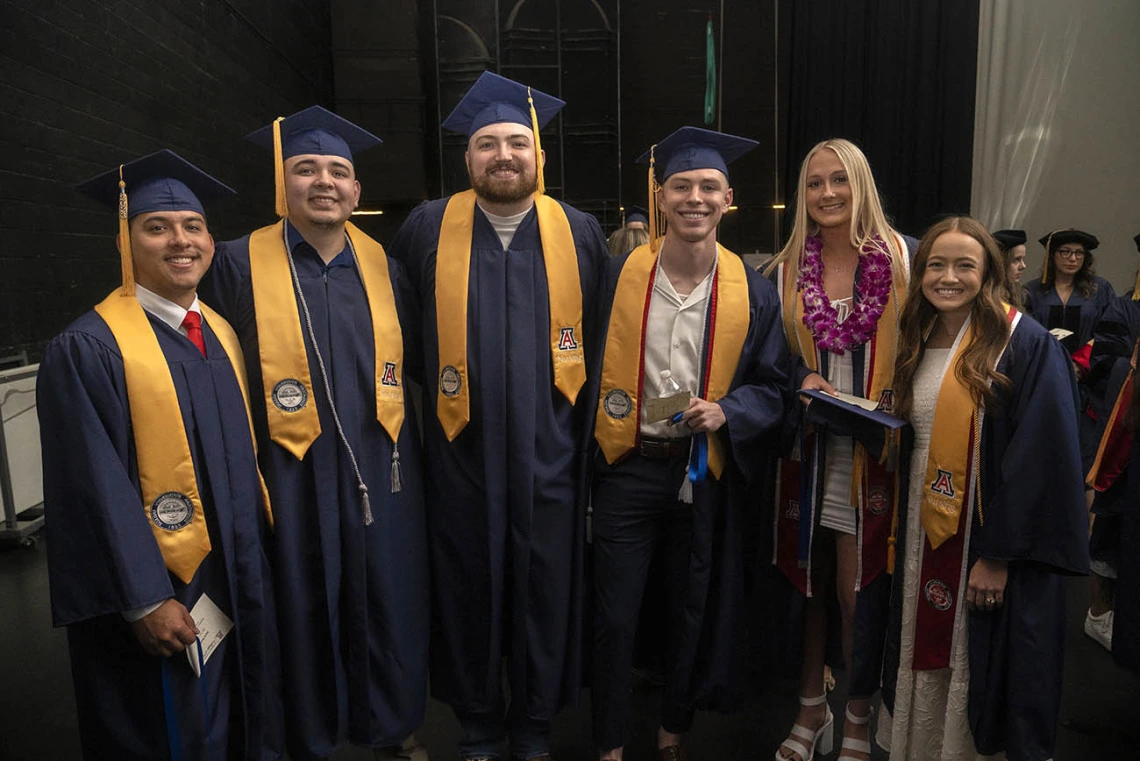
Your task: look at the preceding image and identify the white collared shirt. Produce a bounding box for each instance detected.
[133,284,202,336]
[640,263,715,438]
[120,284,202,623]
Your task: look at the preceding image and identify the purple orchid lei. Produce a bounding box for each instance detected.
[798,234,893,354]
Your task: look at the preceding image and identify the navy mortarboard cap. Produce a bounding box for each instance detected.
[246,105,382,163]
[625,205,649,227]
[992,229,1026,250]
[75,148,234,219]
[76,149,235,295]
[635,127,757,251]
[246,105,382,217]
[635,127,758,182]
[441,71,564,138]
[1038,228,1099,284]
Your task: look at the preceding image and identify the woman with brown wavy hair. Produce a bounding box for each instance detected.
[881,217,1088,761]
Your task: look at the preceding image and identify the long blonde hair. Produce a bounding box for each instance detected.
[894,216,1012,418]
[765,139,907,284]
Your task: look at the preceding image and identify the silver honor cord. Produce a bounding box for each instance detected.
[282,222,380,525]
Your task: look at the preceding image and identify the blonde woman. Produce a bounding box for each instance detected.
[767,139,913,761]
[883,217,1087,760]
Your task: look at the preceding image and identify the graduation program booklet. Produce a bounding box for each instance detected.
[800,388,909,431]
[186,594,233,678]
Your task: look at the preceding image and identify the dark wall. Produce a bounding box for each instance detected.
[0,0,335,361]
[619,0,790,253]
[783,0,979,239]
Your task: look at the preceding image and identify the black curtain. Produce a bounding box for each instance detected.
[782,0,980,239]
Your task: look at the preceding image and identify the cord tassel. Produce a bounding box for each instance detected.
[117,165,136,296]
[390,446,403,494]
[360,483,373,526]
[527,87,546,196]
[272,117,289,218]
[678,468,694,504]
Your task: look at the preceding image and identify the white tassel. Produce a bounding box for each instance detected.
[360,483,374,526]
[390,447,403,494]
[678,470,693,504]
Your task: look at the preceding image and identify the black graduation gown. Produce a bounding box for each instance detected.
[38,310,282,761]
[386,198,607,718]
[199,229,429,760]
[586,251,791,710]
[1115,428,1140,674]
[882,317,1090,761]
[1024,276,1115,348]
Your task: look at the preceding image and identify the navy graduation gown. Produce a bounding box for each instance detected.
[1115,428,1140,673]
[1024,275,1115,348]
[199,229,429,760]
[882,317,1090,761]
[386,198,607,718]
[38,310,282,761]
[587,252,791,710]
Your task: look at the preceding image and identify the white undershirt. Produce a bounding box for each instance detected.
[479,204,532,251]
[121,285,202,622]
[640,264,714,438]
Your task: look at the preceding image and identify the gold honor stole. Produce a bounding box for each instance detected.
[247,220,405,458]
[95,291,272,585]
[434,189,585,440]
[912,306,1019,670]
[594,243,749,477]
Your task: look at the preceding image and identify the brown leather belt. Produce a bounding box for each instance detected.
[638,436,691,459]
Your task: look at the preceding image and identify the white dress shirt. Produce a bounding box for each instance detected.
[640,262,715,438]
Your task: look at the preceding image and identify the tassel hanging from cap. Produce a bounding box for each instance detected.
[272,116,289,218]
[527,87,546,196]
[648,145,661,253]
[1041,230,1057,285]
[117,165,135,296]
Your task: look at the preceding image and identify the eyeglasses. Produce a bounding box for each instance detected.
[1056,248,1086,260]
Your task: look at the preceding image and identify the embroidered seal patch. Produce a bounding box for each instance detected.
[439,365,462,398]
[603,389,632,420]
[272,379,307,412]
[151,492,194,531]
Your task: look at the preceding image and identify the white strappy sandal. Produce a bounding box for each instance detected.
[837,704,872,761]
[775,693,834,761]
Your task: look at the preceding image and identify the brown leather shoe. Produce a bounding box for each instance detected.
[659,746,689,761]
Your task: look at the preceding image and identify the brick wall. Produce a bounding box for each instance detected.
[0,0,335,361]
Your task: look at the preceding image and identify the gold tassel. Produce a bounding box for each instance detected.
[117,165,135,297]
[527,87,545,196]
[273,116,289,217]
[1132,267,1140,301]
[1041,230,1056,285]
[648,145,660,253]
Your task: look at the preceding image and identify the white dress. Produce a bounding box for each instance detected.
[886,348,1005,761]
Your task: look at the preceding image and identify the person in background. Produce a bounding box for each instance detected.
[40,150,282,760]
[607,226,649,258]
[625,205,649,231]
[766,138,913,761]
[992,228,1026,308]
[883,216,1087,761]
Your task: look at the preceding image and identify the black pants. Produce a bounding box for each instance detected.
[592,452,696,750]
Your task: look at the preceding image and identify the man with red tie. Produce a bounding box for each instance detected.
[37,150,282,760]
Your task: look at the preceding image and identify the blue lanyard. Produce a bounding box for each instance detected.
[161,638,209,761]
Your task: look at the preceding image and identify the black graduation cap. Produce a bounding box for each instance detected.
[441,71,564,138]
[75,149,235,295]
[246,105,382,162]
[992,229,1026,250]
[635,126,758,182]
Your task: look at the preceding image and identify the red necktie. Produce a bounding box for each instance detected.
[181,311,206,357]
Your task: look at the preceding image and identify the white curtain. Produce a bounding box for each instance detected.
[970,1,1083,230]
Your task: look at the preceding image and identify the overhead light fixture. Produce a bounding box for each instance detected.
[771,204,786,210]
[726,205,738,211]
[352,209,385,216]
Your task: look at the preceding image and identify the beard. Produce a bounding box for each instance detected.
[471,160,538,204]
